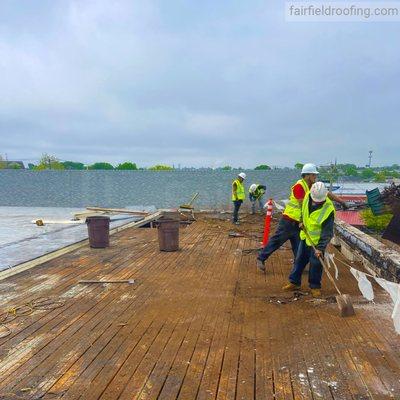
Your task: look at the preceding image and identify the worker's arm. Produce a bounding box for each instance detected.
[316,211,335,253]
[327,192,348,208]
[256,185,267,199]
[232,182,238,201]
[293,183,306,221]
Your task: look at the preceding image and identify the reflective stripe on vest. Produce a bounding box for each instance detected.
[232,179,245,201]
[299,194,336,246]
[282,179,309,222]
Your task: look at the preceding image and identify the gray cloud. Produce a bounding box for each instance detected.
[0,0,399,167]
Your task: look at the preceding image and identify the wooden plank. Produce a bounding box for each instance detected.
[159,234,235,400]
[85,207,150,216]
[0,215,399,400]
[46,225,203,400]
[104,227,216,399]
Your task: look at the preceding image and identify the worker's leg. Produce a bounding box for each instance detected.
[232,200,242,223]
[257,218,295,263]
[308,252,323,289]
[251,199,256,214]
[258,197,264,212]
[288,240,311,286]
[288,227,301,259]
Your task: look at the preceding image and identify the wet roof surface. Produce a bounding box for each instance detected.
[0,207,139,270]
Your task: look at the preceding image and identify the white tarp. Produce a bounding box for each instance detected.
[374,277,400,334]
[350,267,374,301]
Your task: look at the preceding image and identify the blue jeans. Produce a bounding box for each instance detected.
[289,240,323,289]
[250,197,264,214]
[232,200,243,223]
[258,217,300,262]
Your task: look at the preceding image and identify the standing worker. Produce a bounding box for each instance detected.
[249,184,266,214]
[256,163,346,272]
[282,182,335,297]
[232,172,246,225]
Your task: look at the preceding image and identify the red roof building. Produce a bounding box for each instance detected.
[336,211,365,227]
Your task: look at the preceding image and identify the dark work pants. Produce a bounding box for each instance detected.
[257,217,300,262]
[289,240,323,289]
[232,200,243,223]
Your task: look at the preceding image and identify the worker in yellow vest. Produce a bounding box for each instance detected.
[249,183,266,214]
[256,163,346,272]
[232,172,246,224]
[282,182,335,297]
[256,163,318,271]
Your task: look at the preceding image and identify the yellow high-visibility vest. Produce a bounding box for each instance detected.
[232,179,245,201]
[249,184,265,199]
[282,179,309,222]
[300,193,335,246]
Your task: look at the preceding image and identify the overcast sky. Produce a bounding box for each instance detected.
[0,0,399,168]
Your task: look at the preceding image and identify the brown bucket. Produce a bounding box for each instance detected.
[157,219,180,251]
[86,216,110,248]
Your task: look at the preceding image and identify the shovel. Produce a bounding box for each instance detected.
[302,226,355,317]
[180,192,199,209]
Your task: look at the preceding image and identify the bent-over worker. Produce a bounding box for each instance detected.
[249,184,266,214]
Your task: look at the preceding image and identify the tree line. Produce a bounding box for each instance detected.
[1,154,274,171]
[305,163,400,183]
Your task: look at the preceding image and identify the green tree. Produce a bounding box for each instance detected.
[8,162,22,169]
[28,163,36,170]
[116,162,138,170]
[361,168,375,179]
[294,163,304,169]
[88,162,114,170]
[342,164,359,177]
[34,153,65,170]
[374,172,387,182]
[148,164,174,171]
[0,155,5,169]
[221,165,232,170]
[62,161,85,170]
[360,209,392,232]
[254,164,271,170]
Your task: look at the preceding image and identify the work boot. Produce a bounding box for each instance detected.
[310,288,321,298]
[256,259,265,272]
[282,282,301,291]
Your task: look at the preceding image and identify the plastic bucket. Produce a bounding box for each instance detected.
[86,216,110,248]
[157,219,180,251]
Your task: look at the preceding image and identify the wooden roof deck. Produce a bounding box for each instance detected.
[0,214,400,400]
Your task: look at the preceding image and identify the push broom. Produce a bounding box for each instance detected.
[302,226,355,317]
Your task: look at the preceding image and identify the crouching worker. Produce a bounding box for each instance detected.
[249,184,266,214]
[282,182,335,298]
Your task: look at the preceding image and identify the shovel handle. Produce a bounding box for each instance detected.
[188,192,199,206]
[301,226,343,296]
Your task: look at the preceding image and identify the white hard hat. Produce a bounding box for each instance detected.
[301,163,319,175]
[249,184,257,193]
[310,182,328,202]
[238,172,246,179]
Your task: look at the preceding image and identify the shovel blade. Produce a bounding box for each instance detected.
[336,294,355,317]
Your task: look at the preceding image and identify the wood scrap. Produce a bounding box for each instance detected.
[86,207,150,215]
[74,207,150,220]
